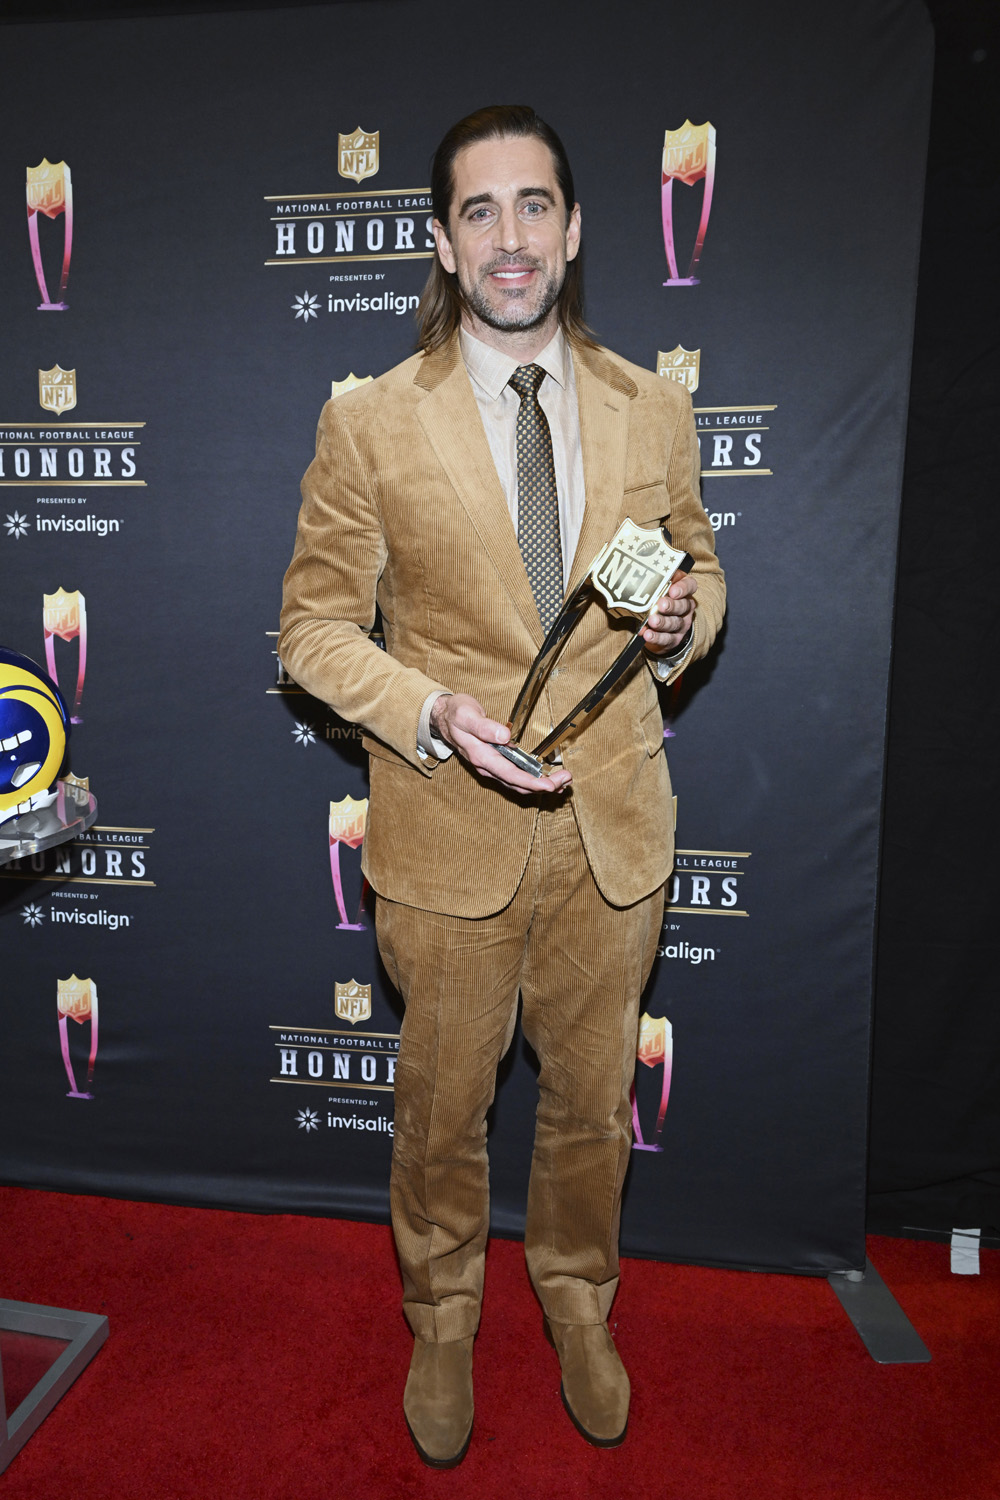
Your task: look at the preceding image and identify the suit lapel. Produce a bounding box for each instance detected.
[415,344,542,644]
[567,346,632,595]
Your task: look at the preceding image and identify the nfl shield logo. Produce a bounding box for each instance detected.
[657,347,701,394]
[43,587,84,639]
[38,365,76,414]
[661,121,715,185]
[329,795,368,848]
[590,520,689,617]
[637,1012,668,1068]
[338,128,379,184]
[335,979,372,1025]
[27,159,70,218]
[57,975,96,1023]
[331,373,374,400]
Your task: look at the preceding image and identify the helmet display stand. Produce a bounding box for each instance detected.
[0,782,105,1477]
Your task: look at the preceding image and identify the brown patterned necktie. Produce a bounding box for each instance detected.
[509,363,563,633]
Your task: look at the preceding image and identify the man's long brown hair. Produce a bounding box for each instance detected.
[416,105,597,353]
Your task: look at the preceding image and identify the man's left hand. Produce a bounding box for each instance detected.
[640,572,698,655]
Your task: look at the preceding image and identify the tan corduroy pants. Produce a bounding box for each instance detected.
[377,797,664,1343]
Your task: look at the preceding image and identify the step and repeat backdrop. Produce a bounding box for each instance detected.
[0,0,931,1273]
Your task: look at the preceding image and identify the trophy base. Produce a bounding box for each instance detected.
[0,780,97,866]
[37,302,69,311]
[662,277,700,286]
[497,743,547,778]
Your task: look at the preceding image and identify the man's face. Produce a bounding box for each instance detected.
[433,134,581,344]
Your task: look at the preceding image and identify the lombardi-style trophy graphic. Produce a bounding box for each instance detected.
[57,975,98,1100]
[27,160,73,311]
[43,588,87,724]
[631,1012,673,1152]
[328,795,368,930]
[661,121,716,287]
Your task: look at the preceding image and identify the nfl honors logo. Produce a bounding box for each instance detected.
[335,979,372,1025]
[331,373,374,400]
[38,365,77,414]
[657,347,701,394]
[338,128,379,184]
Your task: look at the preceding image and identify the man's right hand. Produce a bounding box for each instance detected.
[430,693,572,796]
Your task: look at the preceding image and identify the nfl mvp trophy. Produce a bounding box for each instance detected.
[328,796,368,930]
[661,122,716,287]
[498,519,692,778]
[26,160,73,311]
[631,1013,673,1152]
[43,589,87,725]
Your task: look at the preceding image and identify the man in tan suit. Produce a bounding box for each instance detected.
[279,105,725,1467]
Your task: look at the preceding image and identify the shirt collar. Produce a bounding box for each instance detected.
[460,325,570,402]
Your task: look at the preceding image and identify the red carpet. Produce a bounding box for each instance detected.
[1,1188,996,1499]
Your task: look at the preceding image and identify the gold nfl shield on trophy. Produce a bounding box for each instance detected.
[591,520,690,617]
[637,1012,668,1068]
[58,975,95,1021]
[335,979,372,1025]
[330,373,374,400]
[38,365,77,414]
[338,128,379,184]
[657,347,701,394]
[328,795,367,848]
[661,121,714,185]
[27,160,70,216]
[43,586,83,638]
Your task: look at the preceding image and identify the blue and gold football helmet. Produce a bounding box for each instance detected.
[0,647,70,825]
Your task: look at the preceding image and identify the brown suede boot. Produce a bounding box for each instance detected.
[545,1319,630,1447]
[403,1336,474,1468]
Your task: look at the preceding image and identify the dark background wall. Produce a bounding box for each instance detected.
[868,0,1000,1243]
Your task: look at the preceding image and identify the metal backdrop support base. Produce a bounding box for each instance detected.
[828,1257,931,1364]
[0,1299,108,1475]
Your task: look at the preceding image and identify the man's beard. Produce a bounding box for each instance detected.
[459,255,565,332]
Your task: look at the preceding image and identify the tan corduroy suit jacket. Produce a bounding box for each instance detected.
[278,334,725,919]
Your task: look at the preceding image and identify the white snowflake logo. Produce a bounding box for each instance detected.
[5,512,29,540]
[292,292,321,323]
[21,903,45,927]
[296,1108,321,1132]
[292,721,317,747]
